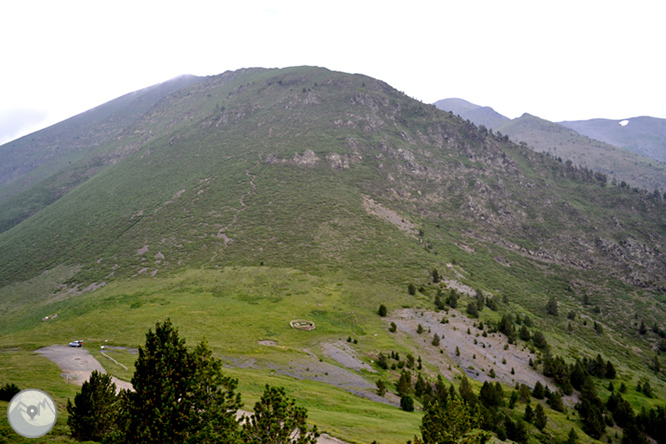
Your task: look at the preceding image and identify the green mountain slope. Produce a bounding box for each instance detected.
[561,116,666,163]
[0,75,203,230]
[2,67,666,443]
[2,67,665,290]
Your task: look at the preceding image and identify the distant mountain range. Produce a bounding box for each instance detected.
[560,116,666,163]
[434,98,666,191]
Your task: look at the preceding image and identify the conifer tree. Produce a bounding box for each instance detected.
[415,397,491,444]
[534,403,547,430]
[376,379,386,397]
[241,385,318,444]
[187,337,242,443]
[67,370,118,442]
[124,319,196,444]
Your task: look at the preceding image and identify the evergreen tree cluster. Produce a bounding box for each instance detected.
[0,382,20,401]
[66,320,318,444]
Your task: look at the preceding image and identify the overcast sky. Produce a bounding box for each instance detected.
[1,0,664,145]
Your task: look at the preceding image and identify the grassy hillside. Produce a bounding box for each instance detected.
[0,74,203,230]
[1,67,666,443]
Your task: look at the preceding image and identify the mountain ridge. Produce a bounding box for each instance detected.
[560,116,666,163]
[0,74,204,205]
[434,98,666,192]
[2,67,665,291]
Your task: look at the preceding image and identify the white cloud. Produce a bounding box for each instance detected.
[1,0,664,142]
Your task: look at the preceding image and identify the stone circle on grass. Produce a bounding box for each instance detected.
[290,319,316,331]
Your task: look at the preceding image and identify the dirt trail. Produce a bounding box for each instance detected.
[38,345,351,444]
[35,345,133,392]
[215,167,258,244]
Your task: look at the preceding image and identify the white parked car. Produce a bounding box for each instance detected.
[69,340,83,347]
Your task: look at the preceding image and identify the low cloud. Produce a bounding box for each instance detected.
[0,108,49,145]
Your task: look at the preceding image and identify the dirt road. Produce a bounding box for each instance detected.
[35,345,133,392]
[37,345,350,444]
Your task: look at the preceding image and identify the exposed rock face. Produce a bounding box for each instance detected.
[265,150,319,167]
[265,150,362,170]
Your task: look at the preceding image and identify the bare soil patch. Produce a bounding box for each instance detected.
[321,341,375,373]
[389,308,555,391]
[36,345,133,393]
[362,195,417,236]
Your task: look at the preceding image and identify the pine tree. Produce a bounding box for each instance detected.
[67,370,118,442]
[400,395,415,412]
[376,379,386,397]
[415,397,490,444]
[188,337,242,443]
[124,319,196,444]
[432,333,441,346]
[458,375,477,407]
[397,370,412,396]
[378,304,387,317]
[532,381,545,400]
[241,385,318,444]
[524,404,534,422]
[415,373,426,398]
[566,428,579,444]
[434,374,449,405]
[548,391,565,412]
[534,403,547,430]
[545,296,558,316]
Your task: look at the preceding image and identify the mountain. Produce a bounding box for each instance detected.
[435,99,666,192]
[496,113,666,192]
[560,116,666,163]
[0,74,203,205]
[2,67,666,443]
[1,68,664,289]
[0,75,204,234]
[434,98,509,129]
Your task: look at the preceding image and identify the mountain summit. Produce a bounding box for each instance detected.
[1,66,664,291]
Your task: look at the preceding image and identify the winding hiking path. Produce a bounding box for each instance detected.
[214,167,258,250]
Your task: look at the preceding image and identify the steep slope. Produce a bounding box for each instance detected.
[0,75,204,233]
[1,67,665,294]
[496,113,666,192]
[0,74,203,204]
[561,116,666,163]
[434,98,509,129]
